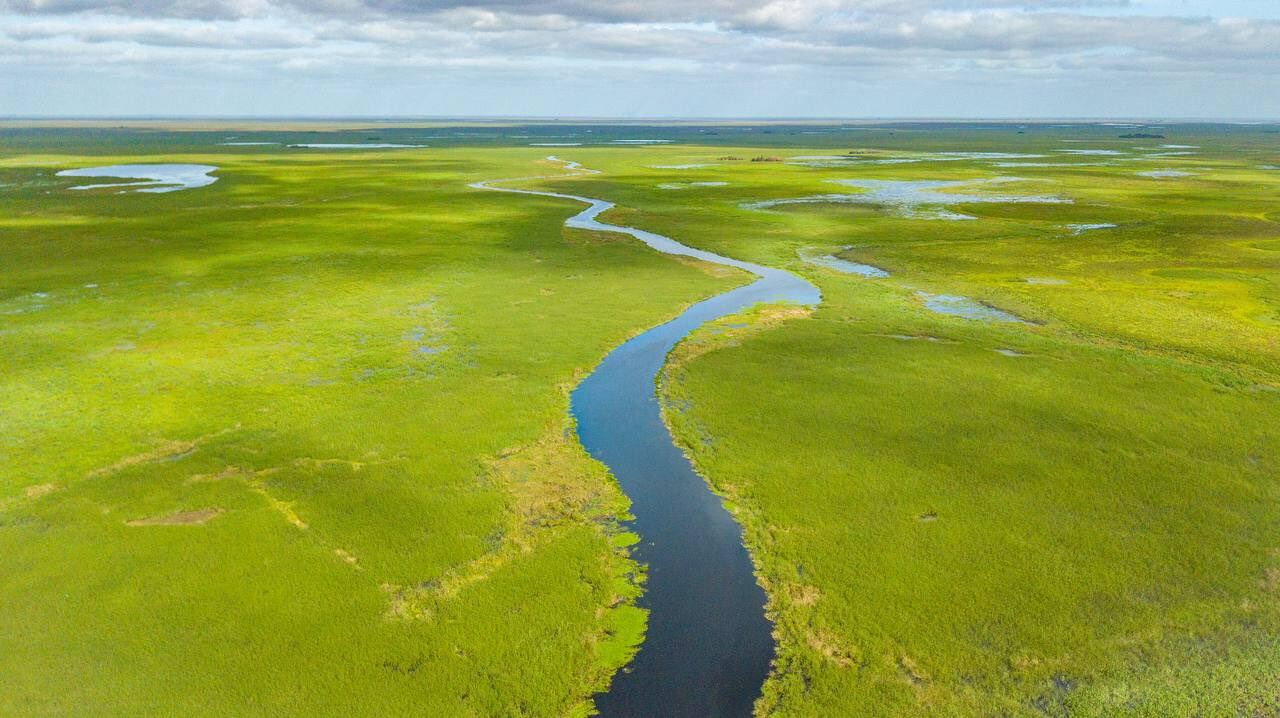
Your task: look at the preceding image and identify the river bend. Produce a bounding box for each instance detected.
[472,160,818,717]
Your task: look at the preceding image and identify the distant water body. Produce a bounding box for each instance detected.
[57,164,219,193]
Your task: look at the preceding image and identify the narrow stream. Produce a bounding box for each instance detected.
[472,160,818,717]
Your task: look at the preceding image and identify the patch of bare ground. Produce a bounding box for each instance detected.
[126,507,223,526]
[383,423,621,621]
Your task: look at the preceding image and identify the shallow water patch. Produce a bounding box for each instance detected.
[799,248,889,277]
[1066,223,1117,235]
[1137,170,1195,179]
[789,151,1047,168]
[916,292,1027,323]
[288,143,426,149]
[934,152,1047,160]
[657,181,728,190]
[743,178,1070,220]
[57,164,219,193]
[1059,149,1125,156]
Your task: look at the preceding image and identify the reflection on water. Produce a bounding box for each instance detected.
[743,178,1070,220]
[657,181,728,190]
[799,248,889,277]
[57,164,219,193]
[1066,223,1117,234]
[1137,170,1195,178]
[288,143,426,149]
[1059,149,1126,156]
[917,292,1027,323]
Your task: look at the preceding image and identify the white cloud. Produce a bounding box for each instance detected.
[2,0,1277,116]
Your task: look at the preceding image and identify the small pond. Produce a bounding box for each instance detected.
[743,178,1070,220]
[57,164,219,193]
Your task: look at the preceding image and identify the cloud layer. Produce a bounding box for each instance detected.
[4,0,1279,116]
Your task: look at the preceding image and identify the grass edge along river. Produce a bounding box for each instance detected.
[475,157,818,716]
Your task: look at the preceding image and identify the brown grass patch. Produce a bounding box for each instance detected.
[334,548,361,568]
[788,583,821,607]
[24,483,57,499]
[126,507,223,526]
[186,465,280,484]
[1261,566,1280,593]
[897,654,930,685]
[807,629,858,668]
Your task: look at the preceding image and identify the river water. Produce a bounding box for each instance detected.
[472,161,818,716]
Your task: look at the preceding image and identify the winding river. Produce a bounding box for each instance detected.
[472,160,818,716]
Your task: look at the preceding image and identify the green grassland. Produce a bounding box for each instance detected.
[585,139,1280,714]
[2,125,1279,715]
[0,146,743,714]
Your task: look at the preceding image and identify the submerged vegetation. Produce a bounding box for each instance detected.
[2,121,1278,715]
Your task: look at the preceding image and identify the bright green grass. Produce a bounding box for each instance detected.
[0,146,739,714]
[3,127,1279,716]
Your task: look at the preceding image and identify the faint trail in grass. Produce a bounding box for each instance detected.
[473,159,819,717]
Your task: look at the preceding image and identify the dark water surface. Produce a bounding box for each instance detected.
[473,162,818,717]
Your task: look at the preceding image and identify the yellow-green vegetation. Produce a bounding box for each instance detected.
[0,144,738,714]
[3,124,1279,715]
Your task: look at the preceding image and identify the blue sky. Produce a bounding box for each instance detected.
[2,0,1278,118]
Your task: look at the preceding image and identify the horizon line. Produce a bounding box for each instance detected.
[4,115,1280,124]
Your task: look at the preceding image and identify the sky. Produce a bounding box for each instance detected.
[3,0,1279,118]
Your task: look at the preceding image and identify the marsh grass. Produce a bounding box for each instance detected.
[625,137,1280,715]
[3,126,1278,715]
[0,143,733,714]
